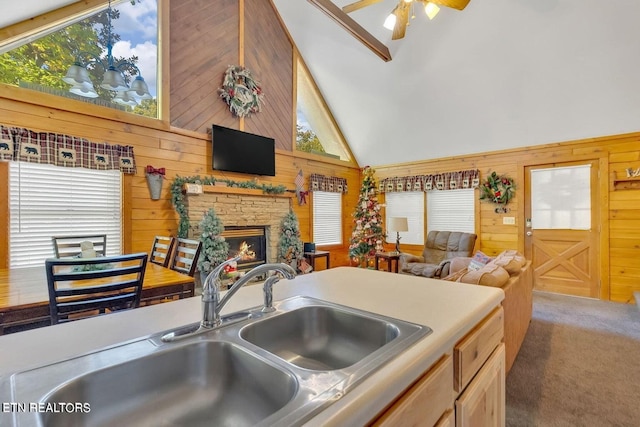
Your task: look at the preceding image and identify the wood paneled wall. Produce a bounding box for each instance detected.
[374,133,640,303]
[0,0,360,270]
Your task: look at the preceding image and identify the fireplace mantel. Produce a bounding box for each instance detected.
[184,183,295,198]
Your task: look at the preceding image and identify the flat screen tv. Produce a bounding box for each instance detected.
[212,125,276,176]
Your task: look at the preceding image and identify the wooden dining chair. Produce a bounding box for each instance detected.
[170,238,202,277]
[149,236,176,267]
[45,253,148,325]
[51,234,107,258]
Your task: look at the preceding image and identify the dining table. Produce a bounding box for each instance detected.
[0,263,196,335]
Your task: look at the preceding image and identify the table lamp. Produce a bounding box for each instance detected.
[388,217,408,254]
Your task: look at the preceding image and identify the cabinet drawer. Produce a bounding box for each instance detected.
[372,355,454,427]
[454,307,504,393]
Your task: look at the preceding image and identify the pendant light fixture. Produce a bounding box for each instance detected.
[62,0,152,105]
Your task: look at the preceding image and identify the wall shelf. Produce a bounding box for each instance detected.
[613,173,640,190]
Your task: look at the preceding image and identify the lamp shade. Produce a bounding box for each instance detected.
[388,217,409,232]
[69,82,99,98]
[63,64,93,85]
[128,76,153,99]
[100,67,129,91]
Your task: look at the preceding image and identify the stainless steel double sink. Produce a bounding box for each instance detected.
[1,296,431,427]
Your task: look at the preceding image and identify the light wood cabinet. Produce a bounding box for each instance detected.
[455,344,506,427]
[372,355,454,427]
[369,306,505,427]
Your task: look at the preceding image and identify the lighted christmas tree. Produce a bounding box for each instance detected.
[277,210,308,273]
[197,208,230,276]
[349,166,384,262]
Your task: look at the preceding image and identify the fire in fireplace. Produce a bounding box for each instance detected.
[222,226,267,270]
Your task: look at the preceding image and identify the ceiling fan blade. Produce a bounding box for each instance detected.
[343,0,382,14]
[428,0,471,11]
[392,2,410,40]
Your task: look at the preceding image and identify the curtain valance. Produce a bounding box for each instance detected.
[309,173,348,193]
[0,124,136,174]
[380,169,480,193]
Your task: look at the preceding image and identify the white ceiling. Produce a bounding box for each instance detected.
[4,0,640,167]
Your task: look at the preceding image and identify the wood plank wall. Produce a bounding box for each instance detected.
[373,133,640,303]
[0,0,361,271]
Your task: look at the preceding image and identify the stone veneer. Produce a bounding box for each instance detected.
[185,187,293,264]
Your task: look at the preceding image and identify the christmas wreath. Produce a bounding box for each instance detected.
[479,171,515,205]
[218,65,264,118]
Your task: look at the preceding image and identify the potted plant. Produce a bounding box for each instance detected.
[197,208,230,284]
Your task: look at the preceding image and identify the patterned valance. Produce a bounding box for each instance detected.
[309,173,348,193]
[0,124,136,174]
[380,169,480,193]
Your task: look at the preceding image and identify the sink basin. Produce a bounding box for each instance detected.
[40,341,296,427]
[241,305,401,370]
[2,296,431,427]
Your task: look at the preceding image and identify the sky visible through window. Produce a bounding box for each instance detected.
[109,0,158,97]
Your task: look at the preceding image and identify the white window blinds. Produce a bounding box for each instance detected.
[427,188,475,234]
[385,192,425,245]
[312,191,342,245]
[9,162,122,268]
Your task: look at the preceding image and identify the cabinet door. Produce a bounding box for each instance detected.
[372,355,454,427]
[455,344,505,427]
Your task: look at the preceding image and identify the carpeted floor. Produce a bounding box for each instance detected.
[506,291,640,427]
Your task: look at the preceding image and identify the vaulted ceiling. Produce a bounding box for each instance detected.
[4,0,640,167]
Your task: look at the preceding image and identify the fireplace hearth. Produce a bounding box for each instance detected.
[222,226,267,271]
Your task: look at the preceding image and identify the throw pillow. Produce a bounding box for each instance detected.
[468,251,492,271]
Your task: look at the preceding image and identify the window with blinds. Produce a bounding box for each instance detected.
[312,191,342,245]
[385,192,425,245]
[9,162,123,268]
[426,188,475,234]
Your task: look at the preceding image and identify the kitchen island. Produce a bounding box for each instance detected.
[0,267,504,426]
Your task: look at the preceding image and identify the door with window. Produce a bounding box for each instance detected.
[524,160,600,298]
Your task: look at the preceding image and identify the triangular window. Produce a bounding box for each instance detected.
[296,55,352,162]
[0,0,158,118]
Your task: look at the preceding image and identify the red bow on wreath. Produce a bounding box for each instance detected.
[146,165,166,176]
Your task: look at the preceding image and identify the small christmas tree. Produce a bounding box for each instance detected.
[277,210,307,272]
[349,166,384,262]
[197,208,230,275]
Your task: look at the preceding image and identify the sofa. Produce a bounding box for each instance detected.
[398,230,477,278]
[442,250,533,374]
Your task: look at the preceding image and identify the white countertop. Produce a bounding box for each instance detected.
[0,267,503,426]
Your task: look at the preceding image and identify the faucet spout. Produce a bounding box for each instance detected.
[202,261,296,328]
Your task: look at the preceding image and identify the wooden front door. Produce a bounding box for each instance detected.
[524,160,600,298]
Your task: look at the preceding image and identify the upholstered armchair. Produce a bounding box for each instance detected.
[399,230,477,278]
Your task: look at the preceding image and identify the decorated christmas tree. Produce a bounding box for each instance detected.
[277,210,309,273]
[349,166,384,262]
[197,208,230,276]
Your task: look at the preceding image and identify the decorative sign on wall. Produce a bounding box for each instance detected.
[218,65,265,118]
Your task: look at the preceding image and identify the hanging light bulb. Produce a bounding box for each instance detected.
[424,2,440,20]
[62,0,152,103]
[384,5,399,30]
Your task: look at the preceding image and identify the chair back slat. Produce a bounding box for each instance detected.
[170,238,202,277]
[149,236,176,267]
[52,235,107,258]
[46,253,148,325]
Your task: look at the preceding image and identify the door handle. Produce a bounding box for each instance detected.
[526,231,533,236]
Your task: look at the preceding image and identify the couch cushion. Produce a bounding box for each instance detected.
[493,250,527,275]
[458,263,510,287]
[405,262,440,278]
[468,251,492,271]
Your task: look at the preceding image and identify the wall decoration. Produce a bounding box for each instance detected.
[479,171,516,213]
[380,169,479,193]
[145,165,165,200]
[218,65,264,118]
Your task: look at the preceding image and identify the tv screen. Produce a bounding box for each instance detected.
[211,125,276,176]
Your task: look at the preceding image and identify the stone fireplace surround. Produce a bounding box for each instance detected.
[184,186,294,267]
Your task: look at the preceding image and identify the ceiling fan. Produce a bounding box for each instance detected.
[342,0,471,40]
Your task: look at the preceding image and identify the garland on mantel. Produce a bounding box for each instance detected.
[170,175,287,238]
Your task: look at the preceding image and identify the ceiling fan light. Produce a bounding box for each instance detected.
[425,2,440,20]
[383,13,397,30]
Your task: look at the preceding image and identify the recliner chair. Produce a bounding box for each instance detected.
[398,230,477,278]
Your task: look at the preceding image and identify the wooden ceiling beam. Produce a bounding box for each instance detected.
[0,0,109,52]
[308,0,392,62]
